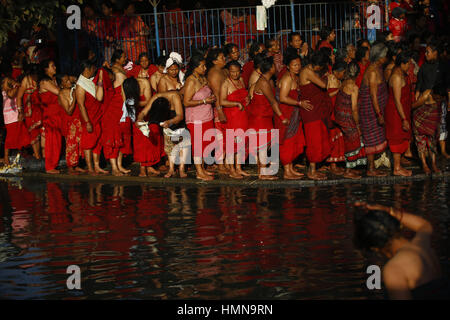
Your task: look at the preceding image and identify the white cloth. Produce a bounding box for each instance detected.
[76,74,96,98]
[256,6,267,31]
[120,100,136,123]
[164,52,185,85]
[137,121,150,137]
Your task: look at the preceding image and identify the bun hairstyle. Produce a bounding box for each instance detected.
[344,61,360,80]
[253,52,267,69]
[353,209,401,252]
[184,54,205,80]
[249,42,263,60]
[283,47,301,66]
[205,48,224,74]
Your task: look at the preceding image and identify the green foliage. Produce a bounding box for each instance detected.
[0,0,83,47]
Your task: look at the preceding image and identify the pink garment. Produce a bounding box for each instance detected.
[2,91,19,124]
[185,86,214,124]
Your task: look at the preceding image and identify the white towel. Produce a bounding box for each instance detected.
[76,74,96,98]
[256,6,267,31]
[120,99,136,123]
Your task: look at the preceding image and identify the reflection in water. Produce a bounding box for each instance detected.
[0,177,448,299]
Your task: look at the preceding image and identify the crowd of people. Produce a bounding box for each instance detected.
[1,3,449,181]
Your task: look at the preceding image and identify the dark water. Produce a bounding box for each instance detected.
[0,177,449,300]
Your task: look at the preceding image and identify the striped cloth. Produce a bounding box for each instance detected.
[358,81,388,155]
[413,102,441,154]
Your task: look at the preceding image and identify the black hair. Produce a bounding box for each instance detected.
[138,52,149,60]
[225,60,242,70]
[333,60,347,72]
[344,61,360,80]
[184,54,205,80]
[310,51,329,68]
[283,48,301,67]
[353,210,401,252]
[224,43,238,57]
[318,47,332,66]
[264,38,276,50]
[122,77,139,120]
[427,40,443,55]
[205,48,224,73]
[101,0,114,10]
[23,63,39,77]
[148,97,171,123]
[395,50,412,66]
[38,59,54,83]
[288,31,302,43]
[111,49,124,64]
[355,46,369,63]
[357,39,370,49]
[259,56,274,74]
[253,52,267,69]
[319,26,334,41]
[249,42,263,60]
[79,59,96,74]
[155,55,167,67]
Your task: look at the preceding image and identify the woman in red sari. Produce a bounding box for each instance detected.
[247,56,288,180]
[276,51,313,179]
[219,61,250,179]
[38,60,64,174]
[385,51,413,177]
[16,64,42,159]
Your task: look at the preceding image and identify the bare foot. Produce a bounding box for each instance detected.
[236,169,251,177]
[401,157,413,166]
[33,153,41,160]
[283,173,301,180]
[294,164,306,170]
[179,171,188,178]
[229,172,244,179]
[329,166,345,176]
[67,167,80,175]
[343,171,362,179]
[88,170,99,176]
[218,166,229,174]
[259,174,278,180]
[367,169,388,177]
[112,170,124,176]
[119,167,131,174]
[442,153,450,159]
[291,168,305,177]
[307,171,327,180]
[318,165,329,172]
[204,170,215,176]
[94,167,108,175]
[147,167,160,176]
[159,165,169,172]
[164,170,175,178]
[432,166,441,174]
[139,169,147,177]
[46,169,60,174]
[197,173,214,181]
[393,167,412,177]
[75,167,87,173]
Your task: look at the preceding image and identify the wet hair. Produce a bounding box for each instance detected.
[38,59,54,83]
[24,63,39,77]
[79,59,96,74]
[357,39,370,49]
[225,60,242,70]
[353,210,401,252]
[111,49,125,64]
[283,48,301,67]
[395,51,412,66]
[319,47,333,62]
[333,60,347,72]
[122,77,139,120]
[155,55,167,67]
[344,61,360,80]
[205,48,224,73]
[184,54,205,80]
[249,42,263,60]
[55,73,65,87]
[356,46,369,63]
[224,43,238,57]
[148,97,171,123]
[386,41,402,62]
[288,32,302,43]
[138,52,149,60]
[369,43,388,63]
[253,52,267,69]
[259,56,274,74]
[310,51,329,68]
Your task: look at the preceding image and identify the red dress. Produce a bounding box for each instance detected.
[247,91,274,154]
[355,62,369,88]
[63,101,83,168]
[40,91,64,171]
[242,61,254,88]
[298,83,331,163]
[325,88,346,163]
[80,91,103,154]
[22,86,42,145]
[223,81,249,156]
[274,89,306,166]
[132,95,162,166]
[101,86,126,159]
[385,77,412,154]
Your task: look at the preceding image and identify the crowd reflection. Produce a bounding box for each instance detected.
[0,178,448,299]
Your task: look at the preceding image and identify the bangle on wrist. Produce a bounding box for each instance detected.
[279,114,286,121]
[202,99,206,105]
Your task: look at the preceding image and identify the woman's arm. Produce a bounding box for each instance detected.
[351,84,361,133]
[139,79,151,107]
[161,93,184,128]
[219,81,243,110]
[368,71,384,125]
[306,68,327,89]
[391,74,410,131]
[157,76,169,93]
[183,78,215,108]
[40,80,60,95]
[260,79,288,125]
[75,86,92,132]
[95,69,104,101]
[58,89,76,116]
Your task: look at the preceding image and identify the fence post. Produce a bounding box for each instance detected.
[290,0,296,32]
[153,6,161,56]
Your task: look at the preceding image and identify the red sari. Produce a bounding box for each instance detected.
[101,86,126,160]
[299,83,331,163]
[132,95,162,166]
[247,92,274,154]
[385,77,412,153]
[63,101,83,168]
[274,89,306,166]
[40,91,64,171]
[223,83,249,155]
[22,87,42,145]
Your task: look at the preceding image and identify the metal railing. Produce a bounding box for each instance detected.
[57,1,388,72]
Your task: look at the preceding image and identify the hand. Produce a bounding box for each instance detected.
[357,125,362,136]
[86,122,93,133]
[401,119,410,131]
[161,120,171,128]
[102,61,111,69]
[99,69,104,82]
[299,100,313,111]
[354,201,390,212]
[327,74,339,89]
[376,113,384,126]
[17,111,24,122]
[236,102,244,111]
[206,95,216,104]
[244,96,250,106]
[282,118,289,126]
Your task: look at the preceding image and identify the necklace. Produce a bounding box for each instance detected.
[193,73,206,86]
